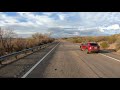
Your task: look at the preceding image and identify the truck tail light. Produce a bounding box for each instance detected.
[89,47,92,49]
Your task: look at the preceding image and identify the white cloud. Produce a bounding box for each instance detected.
[99,24,120,31]
[1,12,120,37]
[99,28,105,32]
[17,12,55,26]
[42,12,55,16]
[74,32,79,35]
[79,12,120,27]
[15,30,36,34]
[106,24,120,30]
[58,14,66,20]
[0,13,18,26]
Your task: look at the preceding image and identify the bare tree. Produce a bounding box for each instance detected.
[0,27,54,56]
[0,27,17,55]
[0,27,5,56]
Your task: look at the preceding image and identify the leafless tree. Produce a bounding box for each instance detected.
[0,27,17,55]
[0,28,54,56]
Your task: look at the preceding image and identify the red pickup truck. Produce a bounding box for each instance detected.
[80,42,100,54]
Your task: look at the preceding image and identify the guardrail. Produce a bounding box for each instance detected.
[0,42,55,65]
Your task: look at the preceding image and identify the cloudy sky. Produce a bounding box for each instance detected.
[1,12,120,38]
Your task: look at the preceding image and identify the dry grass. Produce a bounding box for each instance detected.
[100,41,109,49]
[0,28,55,56]
[115,39,120,51]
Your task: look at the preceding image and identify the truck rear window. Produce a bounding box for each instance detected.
[90,43,98,46]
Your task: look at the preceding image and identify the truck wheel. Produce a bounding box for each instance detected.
[87,51,90,54]
[80,48,83,51]
[96,51,99,53]
[80,47,83,51]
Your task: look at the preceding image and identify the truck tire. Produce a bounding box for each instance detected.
[87,51,91,54]
[80,46,83,51]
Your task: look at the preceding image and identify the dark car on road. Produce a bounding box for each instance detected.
[80,42,100,54]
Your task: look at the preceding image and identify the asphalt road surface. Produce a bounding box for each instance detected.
[22,40,120,78]
[0,40,120,78]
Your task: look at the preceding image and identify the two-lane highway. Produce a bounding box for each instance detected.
[22,40,120,78]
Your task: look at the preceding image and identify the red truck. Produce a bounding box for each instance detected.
[80,42,100,54]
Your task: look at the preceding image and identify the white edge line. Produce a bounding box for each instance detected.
[21,42,60,78]
[100,53,120,63]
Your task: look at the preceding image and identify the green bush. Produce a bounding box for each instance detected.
[107,36,117,44]
[115,43,120,51]
[68,38,83,43]
[72,39,79,43]
[100,41,109,49]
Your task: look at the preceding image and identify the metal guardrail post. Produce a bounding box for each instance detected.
[25,51,27,55]
[0,61,2,65]
[15,55,18,59]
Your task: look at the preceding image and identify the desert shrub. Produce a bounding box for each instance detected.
[0,27,17,53]
[0,48,5,56]
[71,38,83,43]
[100,41,109,49]
[94,36,108,42]
[115,39,120,51]
[73,39,80,43]
[107,36,117,44]
[0,27,54,56]
[13,38,26,52]
[62,38,68,39]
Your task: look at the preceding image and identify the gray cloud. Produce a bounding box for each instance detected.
[1,12,120,38]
